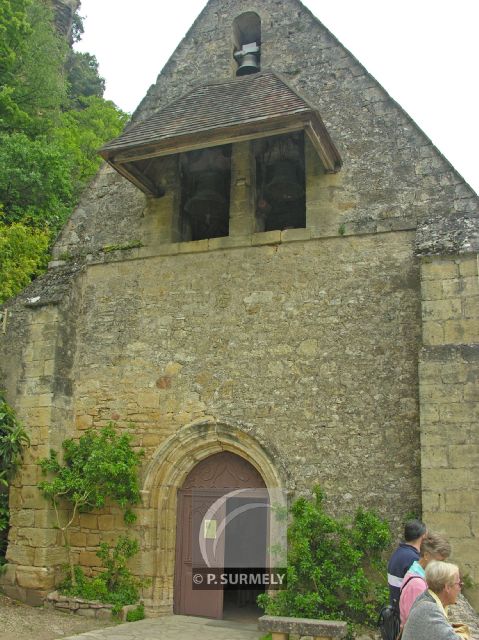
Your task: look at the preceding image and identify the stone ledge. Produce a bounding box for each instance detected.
[47,225,419,273]
[258,615,348,638]
[45,590,115,619]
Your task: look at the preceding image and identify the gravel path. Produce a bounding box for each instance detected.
[0,594,113,640]
[0,592,477,640]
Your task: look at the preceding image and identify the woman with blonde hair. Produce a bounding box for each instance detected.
[399,532,451,625]
[402,560,467,640]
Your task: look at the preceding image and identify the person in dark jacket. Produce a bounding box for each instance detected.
[387,518,427,606]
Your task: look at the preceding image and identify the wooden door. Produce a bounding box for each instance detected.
[174,452,265,618]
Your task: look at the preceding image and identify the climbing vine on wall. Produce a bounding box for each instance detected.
[38,424,144,585]
[0,391,30,563]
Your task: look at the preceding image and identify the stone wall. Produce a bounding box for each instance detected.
[1,228,422,609]
[419,254,479,608]
[0,269,84,604]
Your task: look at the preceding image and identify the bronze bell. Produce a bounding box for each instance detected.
[234,43,260,76]
[236,52,260,76]
[264,159,303,203]
[184,170,229,238]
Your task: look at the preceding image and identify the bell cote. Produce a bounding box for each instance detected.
[233,12,261,76]
[99,71,342,244]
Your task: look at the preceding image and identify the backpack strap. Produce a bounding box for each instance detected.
[400,574,423,593]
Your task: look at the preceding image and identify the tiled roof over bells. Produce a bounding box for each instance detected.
[100,70,342,195]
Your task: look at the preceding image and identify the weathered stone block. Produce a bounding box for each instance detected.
[422,321,444,344]
[138,392,160,408]
[98,514,115,530]
[34,546,68,566]
[421,260,458,281]
[281,228,312,242]
[440,404,478,425]
[6,544,35,565]
[423,299,462,321]
[75,414,93,430]
[421,445,448,468]
[421,280,444,301]
[20,527,59,547]
[422,491,443,513]
[252,230,281,245]
[79,514,98,529]
[448,445,479,468]
[425,512,471,538]
[463,297,479,319]
[79,550,102,567]
[458,257,478,277]
[86,533,101,546]
[208,235,251,250]
[76,607,97,618]
[0,563,17,586]
[16,566,56,590]
[20,486,47,510]
[444,489,479,513]
[444,319,479,343]
[70,532,87,547]
[178,239,209,254]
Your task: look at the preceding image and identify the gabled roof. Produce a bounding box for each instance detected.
[100,71,342,195]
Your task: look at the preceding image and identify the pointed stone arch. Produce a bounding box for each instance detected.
[139,418,285,613]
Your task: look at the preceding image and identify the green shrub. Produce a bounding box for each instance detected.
[0,391,29,560]
[38,424,143,585]
[258,486,390,631]
[126,603,145,622]
[59,536,147,615]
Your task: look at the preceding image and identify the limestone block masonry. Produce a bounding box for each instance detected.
[419,254,479,608]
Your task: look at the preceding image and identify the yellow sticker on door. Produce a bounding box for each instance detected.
[204,519,217,539]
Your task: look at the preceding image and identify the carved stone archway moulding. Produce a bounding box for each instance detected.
[139,417,287,613]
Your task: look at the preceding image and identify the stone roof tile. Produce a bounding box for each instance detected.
[101,71,314,153]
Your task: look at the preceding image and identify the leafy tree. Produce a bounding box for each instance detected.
[0,0,128,303]
[53,96,128,187]
[0,0,31,72]
[1,1,68,135]
[0,0,31,130]
[66,51,105,107]
[0,219,51,303]
[258,486,391,630]
[38,425,143,585]
[70,9,84,44]
[0,390,30,560]
[0,132,73,227]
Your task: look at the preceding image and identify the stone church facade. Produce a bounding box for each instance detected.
[1,0,478,613]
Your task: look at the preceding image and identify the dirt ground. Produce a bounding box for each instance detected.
[0,594,114,640]
[1,591,478,640]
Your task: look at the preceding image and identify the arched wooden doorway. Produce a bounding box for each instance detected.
[174,451,267,619]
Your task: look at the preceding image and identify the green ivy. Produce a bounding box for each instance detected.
[258,486,391,632]
[38,424,144,585]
